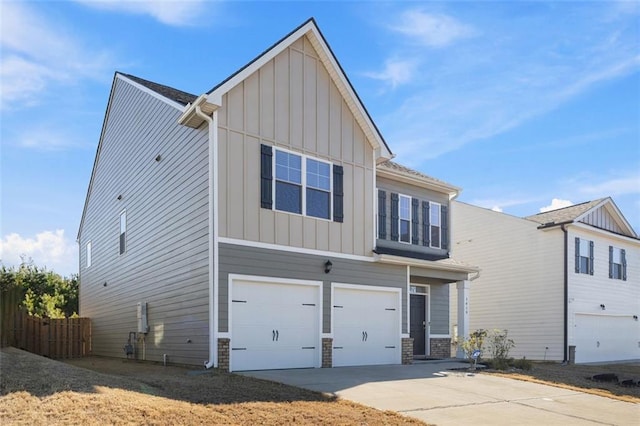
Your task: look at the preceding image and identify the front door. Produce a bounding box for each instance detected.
[410,294,426,356]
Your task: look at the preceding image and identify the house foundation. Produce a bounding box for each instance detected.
[402,337,414,364]
[217,338,230,372]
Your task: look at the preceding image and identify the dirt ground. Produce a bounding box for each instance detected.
[481,361,640,402]
[0,347,424,425]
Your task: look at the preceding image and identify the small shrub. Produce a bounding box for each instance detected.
[488,329,515,361]
[511,357,532,371]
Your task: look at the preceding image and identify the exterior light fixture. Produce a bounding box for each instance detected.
[117,194,122,200]
[155,155,162,162]
[324,260,333,274]
[600,304,605,310]
[633,315,638,321]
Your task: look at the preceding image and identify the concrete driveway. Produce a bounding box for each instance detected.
[240,361,639,425]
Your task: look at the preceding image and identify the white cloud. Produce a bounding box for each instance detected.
[540,198,574,213]
[0,230,78,277]
[363,58,418,88]
[389,10,476,48]
[74,0,207,26]
[579,174,640,197]
[372,4,640,162]
[0,2,116,111]
[491,206,503,213]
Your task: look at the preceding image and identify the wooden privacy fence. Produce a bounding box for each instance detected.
[6,310,91,359]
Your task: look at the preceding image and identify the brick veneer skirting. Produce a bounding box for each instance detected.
[218,338,230,372]
[402,337,413,364]
[430,337,452,359]
[322,338,333,368]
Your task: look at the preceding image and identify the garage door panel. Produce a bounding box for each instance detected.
[231,279,320,371]
[574,314,640,363]
[333,286,400,367]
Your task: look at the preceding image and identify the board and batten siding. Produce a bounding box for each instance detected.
[78,76,210,366]
[217,35,375,256]
[218,243,407,335]
[450,201,565,361]
[566,228,640,347]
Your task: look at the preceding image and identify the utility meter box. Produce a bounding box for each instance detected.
[137,302,149,334]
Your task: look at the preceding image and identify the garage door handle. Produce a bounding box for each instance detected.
[362,331,368,341]
[272,330,276,341]
[276,330,279,341]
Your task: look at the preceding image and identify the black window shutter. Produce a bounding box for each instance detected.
[589,240,594,275]
[260,144,273,209]
[390,193,399,241]
[378,190,387,239]
[609,246,613,279]
[622,249,627,281]
[411,198,419,245]
[333,165,344,223]
[574,237,580,273]
[422,201,430,247]
[441,205,449,250]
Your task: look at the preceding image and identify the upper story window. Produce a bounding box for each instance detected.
[274,149,331,219]
[430,202,441,249]
[609,246,627,281]
[262,145,343,221]
[119,209,127,255]
[575,237,593,275]
[86,241,92,268]
[399,195,411,243]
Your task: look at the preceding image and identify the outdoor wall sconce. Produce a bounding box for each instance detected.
[324,260,333,274]
[633,315,638,321]
[600,304,606,310]
[117,194,122,200]
[103,282,107,287]
[155,154,162,162]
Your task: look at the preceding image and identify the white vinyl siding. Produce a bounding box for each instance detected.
[399,195,411,243]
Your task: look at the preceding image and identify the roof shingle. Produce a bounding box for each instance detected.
[525,198,608,225]
[120,73,197,106]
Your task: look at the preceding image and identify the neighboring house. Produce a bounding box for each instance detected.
[451,198,639,363]
[77,18,478,372]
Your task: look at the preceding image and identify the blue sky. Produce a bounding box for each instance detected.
[1,0,639,276]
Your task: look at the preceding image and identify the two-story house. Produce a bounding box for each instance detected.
[451,198,639,363]
[77,18,478,371]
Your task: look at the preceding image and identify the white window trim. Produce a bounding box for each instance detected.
[272,147,333,221]
[86,241,92,268]
[430,201,441,249]
[398,194,411,244]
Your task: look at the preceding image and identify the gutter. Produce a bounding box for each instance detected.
[561,224,568,363]
[193,104,219,369]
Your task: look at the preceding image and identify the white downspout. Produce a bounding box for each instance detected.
[195,105,219,369]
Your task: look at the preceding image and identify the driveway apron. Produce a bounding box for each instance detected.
[240,361,639,426]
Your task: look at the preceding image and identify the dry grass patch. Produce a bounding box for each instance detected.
[482,361,640,403]
[0,348,424,425]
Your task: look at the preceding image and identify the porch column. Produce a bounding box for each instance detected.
[456,280,470,358]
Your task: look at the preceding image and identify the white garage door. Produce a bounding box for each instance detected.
[332,285,401,367]
[574,314,640,363]
[230,277,321,372]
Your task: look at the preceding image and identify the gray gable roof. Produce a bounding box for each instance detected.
[525,198,608,225]
[378,160,459,191]
[119,73,197,106]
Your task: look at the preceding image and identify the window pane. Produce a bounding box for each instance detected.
[400,219,410,242]
[306,188,330,219]
[579,239,590,256]
[613,264,622,279]
[307,158,330,191]
[120,211,126,233]
[612,247,621,263]
[400,196,410,220]
[275,151,302,184]
[431,203,440,226]
[276,181,302,214]
[431,226,441,248]
[579,256,589,273]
